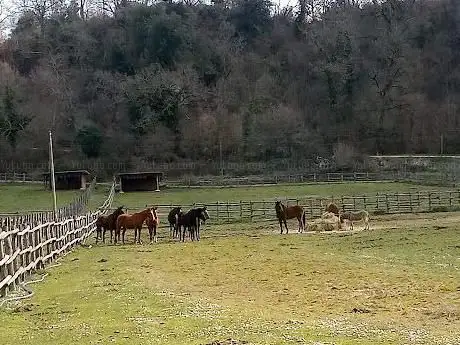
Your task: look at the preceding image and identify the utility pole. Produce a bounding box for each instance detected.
[219,137,224,177]
[440,134,444,155]
[49,130,58,220]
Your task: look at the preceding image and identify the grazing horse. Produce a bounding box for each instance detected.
[339,210,370,230]
[275,201,306,234]
[146,208,159,243]
[167,207,182,238]
[324,202,341,229]
[177,207,210,242]
[115,207,157,244]
[325,202,340,216]
[95,205,124,244]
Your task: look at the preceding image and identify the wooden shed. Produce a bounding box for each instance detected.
[117,172,163,193]
[43,170,91,190]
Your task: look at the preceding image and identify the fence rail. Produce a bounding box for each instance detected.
[2,170,459,187]
[118,189,460,226]
[0,181,115,298]
[165,171,457,187]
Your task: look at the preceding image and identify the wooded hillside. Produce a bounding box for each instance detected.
[0,0,459,177]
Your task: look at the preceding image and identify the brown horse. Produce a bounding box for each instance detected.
[146,208,159,243]
[325,202,340,216]
[114,207,157,244]
[275,201,306,234]
[95,205,125,244]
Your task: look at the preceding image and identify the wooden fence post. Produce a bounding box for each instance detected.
[385,193,389,213]
[409,193,413,212]
[376,193,380,210]
[428,192,432,211]
[240,201,243,220]
[226,202,230,223]
[250,202,254,222]
[0,240,7,297]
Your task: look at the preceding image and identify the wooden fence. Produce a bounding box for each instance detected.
[0,182,115,298]
[0,172,38,183]
[2,170,458,187]
[164,171,458,187]
[119,189,460,226]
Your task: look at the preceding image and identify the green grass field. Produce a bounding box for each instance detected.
[0,213,459,345]
[0,184,83,213]
[114,182,448,208]
[0,181,445,213]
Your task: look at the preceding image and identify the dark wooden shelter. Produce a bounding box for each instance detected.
[43,170,91,190]
[117,172,163,193]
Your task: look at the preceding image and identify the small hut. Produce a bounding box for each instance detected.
[43,170,91,190]
[117,172,163,193]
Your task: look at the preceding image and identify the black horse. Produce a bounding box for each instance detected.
[177,207,210,242]
[95,205,124,244]
[167,207,182,239]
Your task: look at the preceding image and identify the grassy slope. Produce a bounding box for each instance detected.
[0,214,459,345]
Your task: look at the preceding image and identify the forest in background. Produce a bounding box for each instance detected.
[0,0,459,178]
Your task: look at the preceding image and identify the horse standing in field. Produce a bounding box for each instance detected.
[275,201,306,234]
[177,207,210,242]
[146,208,159,243]
[95,205,125,244]
[324,202,341,230]
[325,202,340,216]
[167,207,182,238]
[115,207,157,244]
[339,210,370,231]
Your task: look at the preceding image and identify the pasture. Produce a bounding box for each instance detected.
[0,181,440,213]
[0,181,459,345]
[0,184,83,212]
[0,214,459,345]
[114,181,446,207]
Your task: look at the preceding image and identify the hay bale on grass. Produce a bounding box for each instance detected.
[308,215,340,232]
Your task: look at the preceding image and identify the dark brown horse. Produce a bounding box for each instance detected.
[177,207,210,242]
[146,208,159,243]
[95,205,124,244]
[115,207,157,244]
[325,202,340,216]
[167,207,182,238]
[275,201,306,234]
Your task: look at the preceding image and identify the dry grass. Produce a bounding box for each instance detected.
[0,212,459,345]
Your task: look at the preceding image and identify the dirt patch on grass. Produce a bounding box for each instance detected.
[204,339,248,345]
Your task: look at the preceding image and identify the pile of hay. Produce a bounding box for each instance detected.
[308,212,341,232]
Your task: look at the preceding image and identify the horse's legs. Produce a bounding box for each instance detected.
[297,216,303,233]
[278,219,284,234]
[284,219,289,234]
[122,227,126,244]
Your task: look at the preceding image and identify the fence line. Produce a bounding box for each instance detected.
[163,171,458,187]
[118,189,460,227]
[0,181,115,298]
[2,170,458,187]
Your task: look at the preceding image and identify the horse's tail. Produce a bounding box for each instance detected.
[302,211,306,230]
